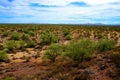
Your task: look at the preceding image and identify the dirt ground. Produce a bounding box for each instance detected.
[0,47,120,80]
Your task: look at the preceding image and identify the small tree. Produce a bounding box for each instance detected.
[65,39,94,62]
[44,44,63,62]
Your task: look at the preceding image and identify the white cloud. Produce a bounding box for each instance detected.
[24,0,120,6]
[0,0,120,24]
[79,0,119,5]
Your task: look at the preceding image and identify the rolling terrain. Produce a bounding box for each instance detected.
[0,24,120,80]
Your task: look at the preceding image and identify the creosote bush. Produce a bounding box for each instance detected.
[27,31,36,36]
[10,32,20,40]
[4,40,25,51]
[22,33,30,41]
[97,33,103,39]
[43,39,96,63]
[4,40,15,51]
[40,30,59,44]
[16,40,25,49]
[26,40,36,48]
[65,34,72,40]
[44,44,63,62]
[62,28,71,40]
[0,50,8,62]
[2,31,10,37]
[63,28,70,36]
[65,39,94,62]
[22,28,29,33]
[96,39,116,52]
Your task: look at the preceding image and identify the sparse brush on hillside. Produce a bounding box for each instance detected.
[96,39,116,52]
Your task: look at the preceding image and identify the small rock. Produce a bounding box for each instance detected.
[4,59,11,63]
[74,71,81,75]
[106,59,112,63]
[5,67,16,72]
[93,55,97,58]
[99,64,106,70]
[0,68,5,74]
[72,63,79,67]
[102,55,109,59]
[74,69,93,80]
[96,58,103,61]
[78,63,89,69]
[15,76,22,80]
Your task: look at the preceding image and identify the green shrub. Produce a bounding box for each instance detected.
[3,77,15,80]
[63,28,71,40]
[4,40,25,51]
[40,31,59,44]
[51,34,59,43]
[22,28,29,33]
[44,44,63,62]
[27,31,36,36]
[65,39,94,62]
[0,50,8,62]
[22,33,30,41]
[65,34,71,40]
[96,39,116,52]
[26,40,36,48]
[4,40,15,51]
[63,28,70,36]
[40,31,51,44]
[10,32,20,40]
[28,27,36,31]
[97,33,103,39]
[2,31,10,37]
[15,40,25,49]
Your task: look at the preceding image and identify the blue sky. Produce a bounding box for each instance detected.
[0,0,120,24]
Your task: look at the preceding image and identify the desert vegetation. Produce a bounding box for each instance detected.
[0,24,120,80]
